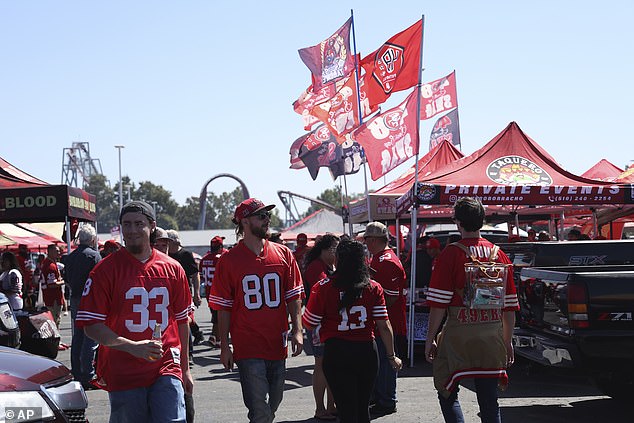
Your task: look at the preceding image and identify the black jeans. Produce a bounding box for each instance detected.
[323,338,378,423]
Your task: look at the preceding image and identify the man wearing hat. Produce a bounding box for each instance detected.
[166,230,202,309]
[364,221,406,417]
[292,233,309,272]
[210,198,304,423]
[152,227,170,254]
[199,235,228,347]
[76,200,193,421]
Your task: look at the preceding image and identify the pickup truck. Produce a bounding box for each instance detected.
[499,240,634,400]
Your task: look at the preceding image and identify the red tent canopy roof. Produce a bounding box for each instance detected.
[397,122,630,209]
[0,157,48,185]
[376,140,464,195]
[581,159,624,182]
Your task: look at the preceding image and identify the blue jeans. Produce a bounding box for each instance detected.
[236,358,285,423]
[108,375,185,423]
[439,378,500,423]
[70,299,98,384]
[373,335,397,408]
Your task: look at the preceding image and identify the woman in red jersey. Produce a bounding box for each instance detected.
[303,233,339,420]
[303,239,402,423]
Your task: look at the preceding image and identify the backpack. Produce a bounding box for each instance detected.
[450,242,510,309]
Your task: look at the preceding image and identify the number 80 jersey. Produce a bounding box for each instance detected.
[76,248,192,392]
[209,240,304,361]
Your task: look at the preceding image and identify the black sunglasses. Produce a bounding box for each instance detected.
[250,210,272,220]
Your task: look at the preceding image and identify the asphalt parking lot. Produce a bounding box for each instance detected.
[53,306,631,422]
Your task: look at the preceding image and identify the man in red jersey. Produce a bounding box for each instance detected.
[199,235,227,347]
[363,221,406,417]
[210,198,304,423]
[425,197,519,423]
[40,244,65,327]
[292,233,310,272]
[76,200,193,422]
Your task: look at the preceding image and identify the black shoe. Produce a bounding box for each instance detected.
[369,403,396,417]
[193,332,204,346]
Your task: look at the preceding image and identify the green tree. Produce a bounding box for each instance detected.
[85,174,119,233]
[176,197,204,230]
[133,181,179,230]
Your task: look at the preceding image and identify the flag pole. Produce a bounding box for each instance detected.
[351,8,373,223]
[408,14,425,368]
[343,174,353,236]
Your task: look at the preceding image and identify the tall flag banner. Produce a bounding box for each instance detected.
[420,71,458,120]
[309,72,377,139]
[429,108,461,149]
[298,18,355,91]
[360,20,422,109]
[353,89,419,180]
[298,126,363,180]
[293,81,344,131]
[289,133,308,169]
[329,136,364,179]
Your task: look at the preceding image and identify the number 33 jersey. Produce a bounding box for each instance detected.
[76,248,192,392]
[209,240,304,361]
[303,276,388,343]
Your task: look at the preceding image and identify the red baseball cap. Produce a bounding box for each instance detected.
[211,235,225,245]
[426,238,441,249]
[232,198,275,224]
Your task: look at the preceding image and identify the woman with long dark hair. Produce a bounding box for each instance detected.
[1,251,23,311]
[303,239,402,423]
[303,233,339,420]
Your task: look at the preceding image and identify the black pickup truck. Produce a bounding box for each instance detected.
[499,240,634,400]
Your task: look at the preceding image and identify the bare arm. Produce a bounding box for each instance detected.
[178,322,194,394]
[218,310,234,370]
[375,319,402,371]
[424,307,447,363]
[84,323,162,361]
[502,310,516,366]
[287,298,303,357]
[191,273,201,307]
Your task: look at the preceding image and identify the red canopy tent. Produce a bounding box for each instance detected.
[396,122,632,213]
[349,140,464,223]
[0,157,96,223]
[581,159,624,182]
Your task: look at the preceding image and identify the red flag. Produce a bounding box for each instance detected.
[361,20,422,108]
[309,73,377,139]
[298,18,355,91]
[420,71,458,120]
[353,89,419,180]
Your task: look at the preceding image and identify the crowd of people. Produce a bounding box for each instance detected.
[0,196,613,423]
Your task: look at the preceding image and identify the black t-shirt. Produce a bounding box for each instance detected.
[169,248,198,279]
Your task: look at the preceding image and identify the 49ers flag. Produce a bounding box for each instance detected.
[298,126,363,180]
[360,20,422,109]
[420,71,458,120]
[429,108,460,149]
[298,18,356,91]
[353,89,419,180]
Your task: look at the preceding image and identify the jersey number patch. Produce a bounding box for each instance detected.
[125,287,169,333]
[242,273,281,310]
[337,305,368,331]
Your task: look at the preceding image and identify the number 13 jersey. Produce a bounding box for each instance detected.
[76,248,192,391]
[303,276,388,343]
[209,240,304,361]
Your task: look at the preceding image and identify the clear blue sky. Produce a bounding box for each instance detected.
[1,1,632,215]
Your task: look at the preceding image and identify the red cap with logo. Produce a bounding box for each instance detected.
[211,235,225,245]
[232,198,275,224]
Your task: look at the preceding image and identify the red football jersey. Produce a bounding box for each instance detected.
[199,248,228,301]
[370,249,407,336]
[40,257,63,306]
[303,259,329,291]
[209,240,304,361]
[76,248,192,392]
[426,238,519,311]
[303,276,388,343]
